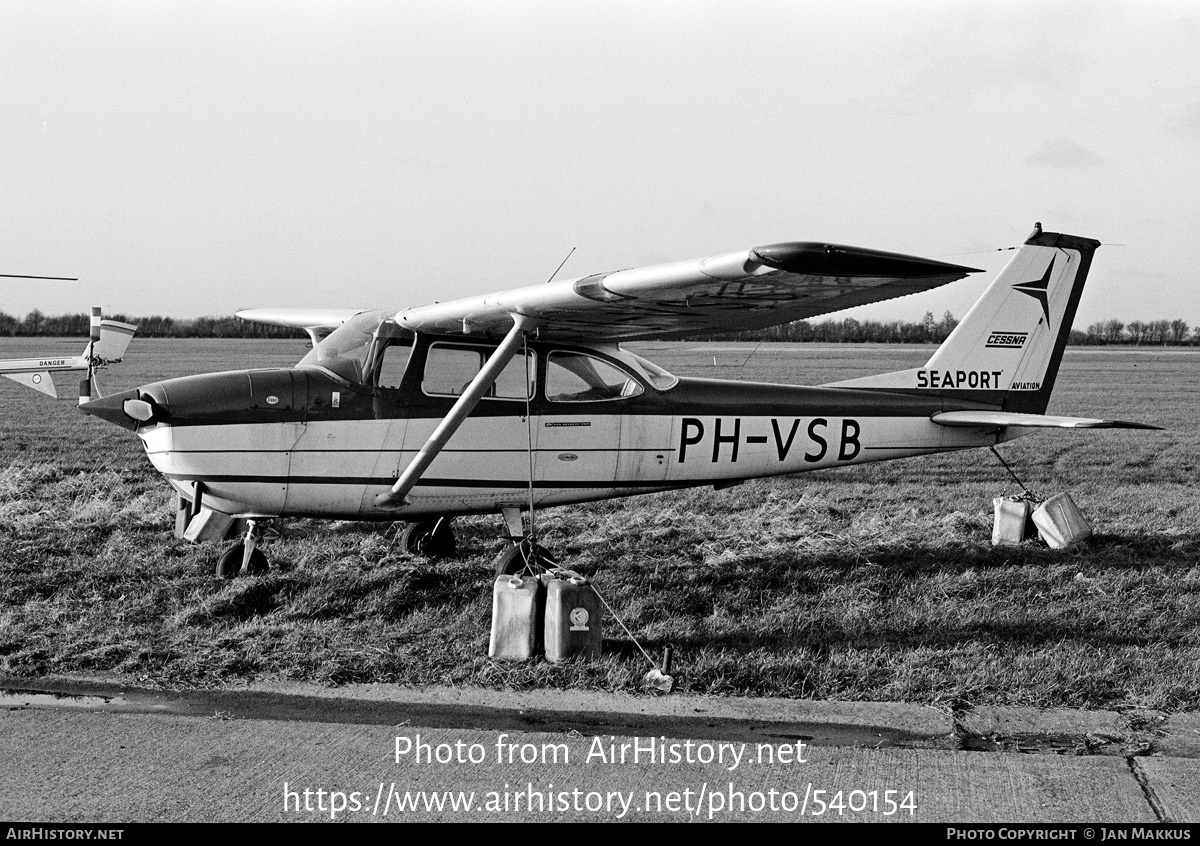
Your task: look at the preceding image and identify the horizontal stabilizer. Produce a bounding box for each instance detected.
[931,410,1162,430]
[2,371,57,398]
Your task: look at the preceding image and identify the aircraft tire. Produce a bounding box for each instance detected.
[492,541,556,576]
[399,520,457,559]
[215,544,269,579]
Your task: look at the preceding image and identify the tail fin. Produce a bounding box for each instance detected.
[88,319,138,364]
[78,317,138,404]
[826,224,1099,413]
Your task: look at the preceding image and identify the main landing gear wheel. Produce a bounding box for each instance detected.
[492,538,558,576]
[215,543,269,579]
[399,518,457,558]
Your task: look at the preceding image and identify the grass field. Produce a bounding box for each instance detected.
[1,337,1197,713]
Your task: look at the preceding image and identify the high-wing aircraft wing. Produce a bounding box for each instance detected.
[235,307,369,346]
[353,241,977,507]
[394,242,981,341]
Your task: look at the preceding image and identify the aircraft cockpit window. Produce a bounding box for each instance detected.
[625,352,678,391]
[546,351,644,402]
[422,344,534,400]
[372,339,413,389]
[298,308,398,383]
[363,319,415,389]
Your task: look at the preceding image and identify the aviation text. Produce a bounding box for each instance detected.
[917,370,1003,389]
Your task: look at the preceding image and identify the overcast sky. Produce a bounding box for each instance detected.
[3,0,1198,329]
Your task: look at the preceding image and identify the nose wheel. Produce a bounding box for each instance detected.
[216,519,270,579]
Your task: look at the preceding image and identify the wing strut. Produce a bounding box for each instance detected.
[373,314,535,509]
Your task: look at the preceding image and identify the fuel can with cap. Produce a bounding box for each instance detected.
[488,574,545,660]
[544,575,603,662]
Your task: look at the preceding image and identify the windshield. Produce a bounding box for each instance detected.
[298,309,403,383]
[624,351,678,391]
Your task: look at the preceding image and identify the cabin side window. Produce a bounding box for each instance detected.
[361,319,416,389]
[422,344,535,400]
[545,351,643,402]
[374,341,413,389]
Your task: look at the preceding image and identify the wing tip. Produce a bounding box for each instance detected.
[752,241,983,277]
[1106,421,1165,431]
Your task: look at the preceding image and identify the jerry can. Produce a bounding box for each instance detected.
[544,576,603,662]
[992,497,1032,546]
[488,574,545,660]
[1032,493,1092,549]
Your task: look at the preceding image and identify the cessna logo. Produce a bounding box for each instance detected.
[1012,258,1054,324]
[985,332,1027,348]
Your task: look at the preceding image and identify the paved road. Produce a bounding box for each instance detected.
[1,677,1198,823]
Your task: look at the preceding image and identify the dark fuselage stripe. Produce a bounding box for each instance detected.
[161,473,693,490]
[146,447,675,456]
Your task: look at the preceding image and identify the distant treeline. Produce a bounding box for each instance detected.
[2,309,1198,346]
[694,313,1200,346]
[0,310,303,339]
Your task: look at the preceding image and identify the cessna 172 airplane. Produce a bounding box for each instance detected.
[0,307,137,401]
[72,223,1154,577]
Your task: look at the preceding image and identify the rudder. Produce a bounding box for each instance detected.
[825,224,1100,414]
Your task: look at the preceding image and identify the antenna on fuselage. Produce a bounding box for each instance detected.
[544,247,576,284]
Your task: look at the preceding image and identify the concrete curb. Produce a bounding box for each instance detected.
[2,673,1197,758]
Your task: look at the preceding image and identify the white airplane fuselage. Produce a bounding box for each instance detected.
[94,336,1013,521]
[75,227,1152,541]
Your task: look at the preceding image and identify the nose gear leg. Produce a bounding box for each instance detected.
[216,518,271,579]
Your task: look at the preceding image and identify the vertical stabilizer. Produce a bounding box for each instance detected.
[90,319,138,363]
[825,224,1100,413]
